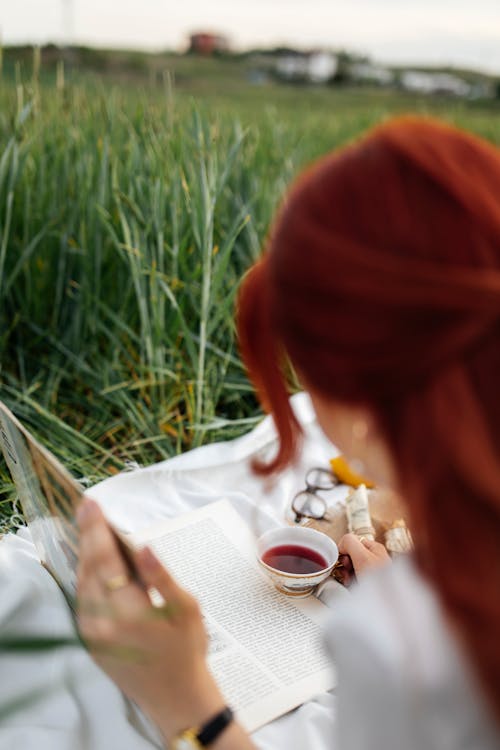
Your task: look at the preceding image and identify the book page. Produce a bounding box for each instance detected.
[132,500,335,732]
[0,401,82,599]
[0,401,142,604]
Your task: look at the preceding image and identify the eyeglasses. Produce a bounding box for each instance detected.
[288,467,339,524]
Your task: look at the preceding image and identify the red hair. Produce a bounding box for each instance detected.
[237,117,500,719]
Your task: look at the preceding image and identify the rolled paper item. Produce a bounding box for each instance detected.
[345,484,375,541]
[384,519,414,556]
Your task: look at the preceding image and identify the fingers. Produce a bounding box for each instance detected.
[78,499,129,589]
[334,553,356,587]
[135,547,200,622]
[338,533,390,575]
[360,538,391,562]
[339,533,371,561]
[77,499,201,648]
[77,499,150,624]
[360,538,381,552]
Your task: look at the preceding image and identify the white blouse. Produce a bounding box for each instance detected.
[324,556,500,750]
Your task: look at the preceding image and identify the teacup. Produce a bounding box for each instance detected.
[257,526,338,598]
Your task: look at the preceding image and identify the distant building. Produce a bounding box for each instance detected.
[400,71,471,97]
[276,53,308,80]
[248,46,495,98]
[189,32,230,56]
[276,50,337,84]
[308,52,338,83]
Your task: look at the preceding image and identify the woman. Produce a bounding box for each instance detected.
[77,116,500,749]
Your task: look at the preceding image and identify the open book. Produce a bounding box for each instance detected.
[0,400,335,731]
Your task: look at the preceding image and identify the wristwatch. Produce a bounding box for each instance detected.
[171,707,234,749]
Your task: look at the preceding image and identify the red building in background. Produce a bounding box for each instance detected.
[189,32,230,56]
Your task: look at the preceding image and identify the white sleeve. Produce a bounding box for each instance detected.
[0,533,161,750]
[324,557,499,750]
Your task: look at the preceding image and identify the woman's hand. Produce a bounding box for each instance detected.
[76,498,225,743]
[337,533,391,581]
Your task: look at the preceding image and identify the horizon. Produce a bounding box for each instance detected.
[3,39,499,79]
[3,1,500,76]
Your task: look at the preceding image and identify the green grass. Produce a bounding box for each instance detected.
[1,58,500,530]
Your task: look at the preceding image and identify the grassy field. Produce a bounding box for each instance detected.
[1,54,500,529]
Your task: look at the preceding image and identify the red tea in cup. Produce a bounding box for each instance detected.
[261,544,328,575]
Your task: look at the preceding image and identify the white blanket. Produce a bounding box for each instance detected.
[0,393,341,749]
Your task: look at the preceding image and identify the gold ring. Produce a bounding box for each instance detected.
[358,536,367,544]
[104,574,130,593]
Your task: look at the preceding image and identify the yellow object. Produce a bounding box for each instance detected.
[329,456,375,489]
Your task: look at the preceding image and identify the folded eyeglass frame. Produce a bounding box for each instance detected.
[290,467,339,524]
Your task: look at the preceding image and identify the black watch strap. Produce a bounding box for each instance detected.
[197,707,234,747]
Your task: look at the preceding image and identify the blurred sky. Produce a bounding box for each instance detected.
[2,0,500,73]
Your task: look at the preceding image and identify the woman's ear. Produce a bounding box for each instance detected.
[305,386,397,490]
